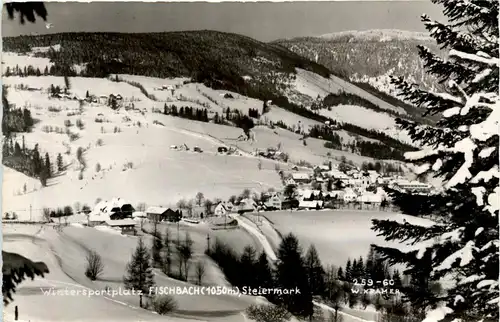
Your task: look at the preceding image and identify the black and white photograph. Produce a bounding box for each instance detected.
[1,1,498,322]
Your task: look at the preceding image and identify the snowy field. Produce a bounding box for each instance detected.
[246,210,434,268]
[2,72,400,218]
[290,68,407,115]
[2,53,416,322]
[2,224,259,322]
[1,222,376,322]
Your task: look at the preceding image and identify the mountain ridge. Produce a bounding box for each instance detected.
[272,28,444,101]
[3,30,423,160]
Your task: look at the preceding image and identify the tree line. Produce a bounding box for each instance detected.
[163,104,209,123]
[3,64,48,77]
[346,141,405,161]
[2,137,63,187]
[321,91,404,119]
[248,108,260,118]
[206,232,415,320]
[2,85,35,136]
[205,234,316,319]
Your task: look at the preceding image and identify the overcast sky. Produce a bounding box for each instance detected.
[2,1,446,42]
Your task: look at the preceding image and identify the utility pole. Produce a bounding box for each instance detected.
[206,234,210,253]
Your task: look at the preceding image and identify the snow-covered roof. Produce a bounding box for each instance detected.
[223,201,234,209]
[132,211,147,218]
[215,203,228,211]
[93,197,129,213]
[105,219,137,226]
[146,206,170,215]
[299,200,323,208]
[292,172,310,180]
[240,198,257,206]
[327,171,349,179]
[299,189,313,199]
[238,199,257,210]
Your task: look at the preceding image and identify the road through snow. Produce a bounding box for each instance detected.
[231,214,277,261]
[233,213,375,322]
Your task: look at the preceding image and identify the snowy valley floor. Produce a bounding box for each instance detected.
[1,208,423,322]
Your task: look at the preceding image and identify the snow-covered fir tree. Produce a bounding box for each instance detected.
[371,0,499,321]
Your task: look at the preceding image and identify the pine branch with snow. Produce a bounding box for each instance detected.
[372,0,499,321]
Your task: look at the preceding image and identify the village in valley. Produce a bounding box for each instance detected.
[37,155,433,236]
[3,1,495,322]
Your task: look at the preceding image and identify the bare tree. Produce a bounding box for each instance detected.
[42,208,51,223]
[136,202,147,212]
[195,192,204,207]
[246,304,291,322]
[162,227,172,275]
[203,199,213,217]
[74,202,81,213]
[152,213,161,237]
[176,199,187,210]
[186,200,194,217]
[195,260,206,285]
[85,250,104,281]
[152,295,177,315]
[177,232,193,281]
[326,311,344,322]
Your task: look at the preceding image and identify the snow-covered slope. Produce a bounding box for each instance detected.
[319,29,433,42]
[2,224,259,322]
[2,43,413,219]
[273,29,445,101]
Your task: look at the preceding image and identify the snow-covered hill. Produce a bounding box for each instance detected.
[1,68,409,218]
[273,29,445,102]
[319,29,433,42]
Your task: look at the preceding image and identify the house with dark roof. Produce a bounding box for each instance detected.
[146,206,182,222]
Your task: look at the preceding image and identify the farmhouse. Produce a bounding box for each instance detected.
[162,85,175,91]
[109,203,135,220]
[264,195,282,210]
[214,203,229,216]
[217,146,229,153]
[237,198,257,214]
[343,189,358,203]
[104,219,137,235]
[146,206,181,222]
[326,190,345,200]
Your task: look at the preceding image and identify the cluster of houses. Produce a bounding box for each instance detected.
[84,197,260,234]
[277,163,433,210]
[86,198,184,234]
[81,162,432,234]
[255,147,288,162]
